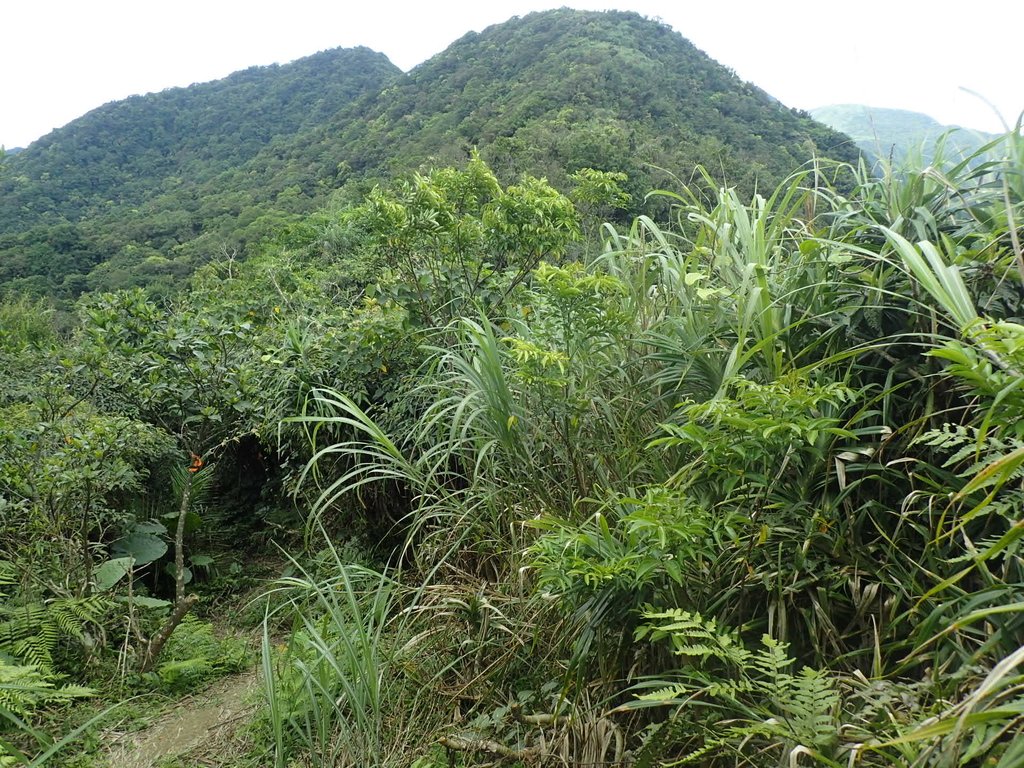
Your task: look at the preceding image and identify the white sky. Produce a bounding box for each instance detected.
[3,1,1022,149]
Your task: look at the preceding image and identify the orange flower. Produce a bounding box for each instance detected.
[188,453,203,473]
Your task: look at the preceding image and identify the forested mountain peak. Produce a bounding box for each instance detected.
[0,46,399,296]
[4,46,399,220]
[321,8,857,187]
[0,8,858,298]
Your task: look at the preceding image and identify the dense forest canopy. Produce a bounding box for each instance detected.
[0,9,857,300]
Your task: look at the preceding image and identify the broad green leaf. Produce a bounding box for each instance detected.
[112,533,167,566]
[116,595,172,609]
[132,520,167,535]
[165,563,193,585]
[94,557,134,591]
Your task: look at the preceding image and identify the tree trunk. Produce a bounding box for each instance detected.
[139,594,197,673]
[174,474,191,605]
[139,468,197,673]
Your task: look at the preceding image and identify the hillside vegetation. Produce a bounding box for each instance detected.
[0,46,399,298]
[2,123,1024,765]
[0,9,857,299]
[5,9,1024,768]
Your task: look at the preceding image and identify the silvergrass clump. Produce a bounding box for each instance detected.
[270,139,1024,765]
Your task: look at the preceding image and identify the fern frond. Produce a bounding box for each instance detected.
[49,595,108,639]
[12,636,54,673]
[635,682,689,703]
[0,603,48,646]
[0,562,16,601]
[637,609,751,667]
[0,664,52,716]
[47,683,96,701]
[0,597,108,675]
[170,463,216,507]
[0,661,92,717]
[634,615,844,765]
[784,667,840,750]
[916,423,1024,476]
[749,634,794,684]
[157,657,214,687]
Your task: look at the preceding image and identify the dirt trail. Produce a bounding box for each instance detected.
[104,668,261,768]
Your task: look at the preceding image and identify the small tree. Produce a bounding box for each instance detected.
[362,154,581,326]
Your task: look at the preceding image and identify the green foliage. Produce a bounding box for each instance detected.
[525,487,743,691]
[0,662,93,720]
[78,288,263,449]
[0,9,857,300]
[152,616,248,691]
[528,488,724,665]
[0,299,56,353]
[111,525,168,568]
[0,596,101,764]
[362,156,580,325]
[274,129,1024,765]
[0,596,108,675]
[92,558,134,592]
[0,48,399,298]
[631,606,1024,768]
[0,393,176,589]
[930,322,1024,437]
[633,610,841,765]
[260,550,451,768]
[4,72,1024,768]
[334,9,856,205]
[655,374,857,501]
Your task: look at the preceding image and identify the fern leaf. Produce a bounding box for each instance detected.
[635,682,689,702]
[785,667,840,750]
[12,636,53,673]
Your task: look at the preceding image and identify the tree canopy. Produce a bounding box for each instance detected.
[0,9,858,300]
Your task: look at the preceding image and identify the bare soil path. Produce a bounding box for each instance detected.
[103,667,261,768]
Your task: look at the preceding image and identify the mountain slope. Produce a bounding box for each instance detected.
[0,46,399,296]
[0,10,859,299]
[811,104,996,165]
[291,9,858,194]
[0,47,399,228]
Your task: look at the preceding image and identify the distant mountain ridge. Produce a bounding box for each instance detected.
[0,9,859,298]
[810,104,996,165]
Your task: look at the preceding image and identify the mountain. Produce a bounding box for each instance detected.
[305,9,858,194]
[4,47,398,226]
[0,9,859,299]
[810,104,996,165]
[0,47,399,297]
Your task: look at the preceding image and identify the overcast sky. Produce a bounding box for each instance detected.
[3,1,1021,149]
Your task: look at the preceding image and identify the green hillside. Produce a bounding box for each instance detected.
[2,46,399,226]
[811,103,996,165]
[0,47,399,297]
[0,9,859,299]
[315,9,858,190]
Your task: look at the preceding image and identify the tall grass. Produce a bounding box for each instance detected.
[260,541,455,767]
[268,132,1024,765]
